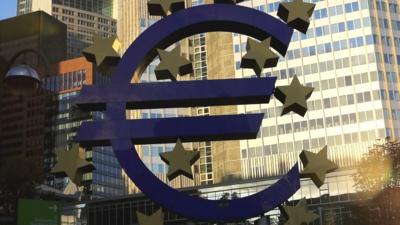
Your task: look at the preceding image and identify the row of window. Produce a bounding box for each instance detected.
[373,0,400,13]
[262,108,378,138]
[142,145,172,157]
[92,183,124,197]
[143,162,166,174]
[93,149,120,165]
[258,84,400,120]
[53,0,114,18]
[42,70,87,93]
[234,16,370,52]
[93,163,121,178]
[292,17,369,42]
[252,0,325,16]
[377,53,399,65]
[243,128,385,158]
[265,53,375,81]
[289,34,371,61]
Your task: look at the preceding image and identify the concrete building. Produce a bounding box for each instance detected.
[116,0,400,223]
[118,0,239,192]
[43,57,125,198]
[227,0,399,221]
[18,0,117,18]
[17,0,117,59]
[234,0,399,178]
[54,0,400,224]
[0,11,66,171]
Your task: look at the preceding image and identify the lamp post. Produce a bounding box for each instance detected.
[2,49,49,95]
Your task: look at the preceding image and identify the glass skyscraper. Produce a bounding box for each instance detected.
[42,57,125,199]
[121,0,218,193]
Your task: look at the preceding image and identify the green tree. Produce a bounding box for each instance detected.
[353,141,400,194]
[0,155,44,216]
[351,141,400,225]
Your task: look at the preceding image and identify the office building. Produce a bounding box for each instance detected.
[18,0,117,18]
[229,0,400,221]
[54,0,400,224]
[43,57,125,198]
[234,0,399,178]
[118,0,240,192]
[116,0,400,223]
[17,0,117,59]
[0,11,66,172]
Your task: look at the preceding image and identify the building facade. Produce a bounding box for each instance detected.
[61,169,358,225]
[54,0,400,224]
[118,0,239,192]
[17,0,117,18]
[17,0,117,59]
[234,0,400,179]
[0,11,66,173]
[43,57,125,198]
[115,0,400,223]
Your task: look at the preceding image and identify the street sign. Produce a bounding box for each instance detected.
[17,199,61,225]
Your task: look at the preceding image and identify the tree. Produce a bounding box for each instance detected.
[351,141,400,225]
[0,155,44,216]
[353,141,400,194]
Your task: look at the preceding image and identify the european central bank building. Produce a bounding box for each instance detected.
[233,0,400,220]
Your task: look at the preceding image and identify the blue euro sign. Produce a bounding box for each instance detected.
[76,4,300,222]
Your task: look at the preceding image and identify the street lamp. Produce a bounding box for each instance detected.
[4,64,40,95]
[2,49,49,95]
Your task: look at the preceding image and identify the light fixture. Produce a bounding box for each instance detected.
[1,49,49,95]
[4,64,40,95]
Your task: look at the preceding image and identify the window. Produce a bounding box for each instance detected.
[345,3,352,13]
[235,61,241,70]
[352,2,359,11]
[234,44,240,53]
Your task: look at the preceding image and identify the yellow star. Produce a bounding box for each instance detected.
[82,35,121,72]
[282,199,319,225]
[274,75,314,117]
[241,38,279,76]
[300,146,338,188]
[159,139,200,181]
[51,144,95,186]
[214,0,245,4]
[148,0,185,17]
[278,0,316,33]
[155,46,193,81]
[137,209,164,225]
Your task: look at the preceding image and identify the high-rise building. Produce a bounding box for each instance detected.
[0,11,66,172]
[61,0,400,224]
[18,0,117,18]
[234,0,399,178]
[17,0,117,59]
[118,0,239,192]
[231,0,399,220]
[118,0,400,216]
[42,57,125,198]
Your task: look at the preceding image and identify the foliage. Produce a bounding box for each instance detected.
[0,155,44,216]
[353,141,400,194]
[350,141,400,225]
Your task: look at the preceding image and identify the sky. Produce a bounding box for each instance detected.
[0,0,17,20]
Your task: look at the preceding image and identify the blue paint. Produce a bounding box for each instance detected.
[76,114,265,147]
[76,77,277,111]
